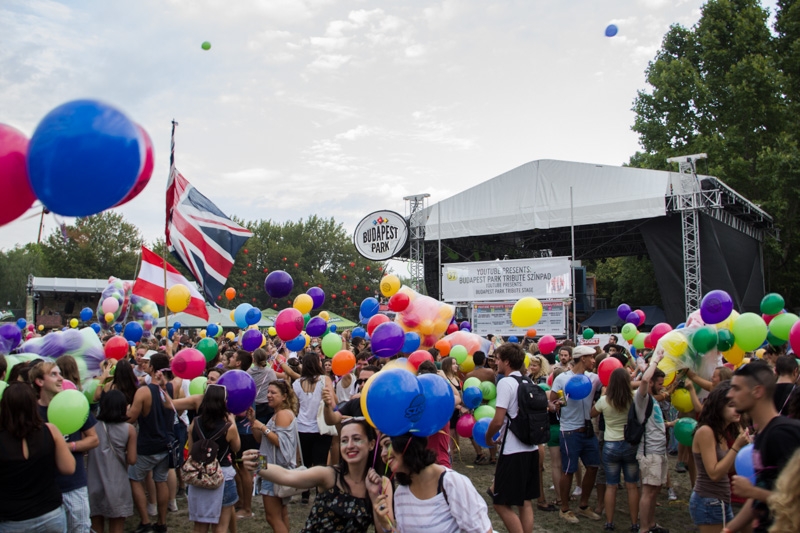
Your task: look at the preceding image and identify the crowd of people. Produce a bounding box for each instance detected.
[1,327,800,533]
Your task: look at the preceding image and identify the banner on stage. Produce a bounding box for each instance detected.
[472,300,567,337]
[442,257,572,302]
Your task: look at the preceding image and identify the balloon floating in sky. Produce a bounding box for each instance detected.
[605,24,618,37]
[201,41,211,50]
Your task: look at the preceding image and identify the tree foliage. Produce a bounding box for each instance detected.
[585,257,662,309]
[0,243,49,309]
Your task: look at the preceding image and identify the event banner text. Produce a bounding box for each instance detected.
[472,300,566,337]
[441,257,572,302]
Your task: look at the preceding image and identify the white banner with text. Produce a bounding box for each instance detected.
[442,257,572,302]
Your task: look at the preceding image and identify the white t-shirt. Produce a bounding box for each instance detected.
[495,371,538,455]
[551,370,601,432]
[292,378,324,433]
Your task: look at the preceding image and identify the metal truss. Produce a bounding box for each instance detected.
[404,194,430,294]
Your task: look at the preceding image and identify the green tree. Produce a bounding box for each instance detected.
[0,243,49,309]
[585,257,662,308]
[41,212,142,280]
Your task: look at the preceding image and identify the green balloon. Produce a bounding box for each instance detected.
[214,324,223,338]
[717,329,735,352]
[479,381,497,401]
[633,332,647,350]
[538,383,551,392]
[450,345,468,365]
[201,41,211,50]
[83,380,99,405]
[463,377,481,390]
[674,417,697,446]
[473,405,495,420]
[4,355,19,382]
[488,397,496,408]
[691,326,718,353]
[767,331,786,347]
[189,376,208,395]
[732,312,768,351]
[621,323,637,341]
[0,381,7,400]
[760,293,785,316]
[768,313,798,341]
[303,313,311,327]
[582,328,595,340]
[321,332,341,358]
[48,390,89,435]
[197,337,219,362]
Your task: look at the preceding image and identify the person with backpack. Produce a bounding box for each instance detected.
[485,343,549,533]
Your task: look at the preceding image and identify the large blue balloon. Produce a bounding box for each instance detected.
[123,322,143,343]
[351,327,366,339]
[206,323,219,337]
[565,374,593,400]
[365,369,423,437]
[462,386,483,410]
[80,307,94,322]
[735,444,756,484]
[286,334,306,351]
[245,307,262,326]
[27,100,142,216]
[360,297,380,319]
[234,303,253,329]
[306,317,327,337]
[413,374,455,437]
[402,331,421,353]
[472,418,492,448]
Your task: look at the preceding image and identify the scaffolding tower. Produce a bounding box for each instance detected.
[404,194,430,294]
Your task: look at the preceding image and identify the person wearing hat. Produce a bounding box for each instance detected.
[550,345,602,525]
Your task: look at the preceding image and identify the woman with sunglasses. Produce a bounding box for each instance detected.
[243,418,385,533]
[247,380,299,533]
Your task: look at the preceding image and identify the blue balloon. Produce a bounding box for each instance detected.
[402,331,421,353]
[123,322,143,343]
[605,24,618,37]
[168,328,176,340]
[472,418,492,448]
[329,324,337,333]
[629,345,637,358]
[173,322,182,330]
[16,318,26,330]
[90,323,101,334]
[412,374,455,437]
[245,307,262,326]
[206,323,219,337]
[234,304,253,329]
[128,340,136,347]
[462,386,483,410]
[352,327,366,339]
[27,100,142,216]
[360,297,380,319]
[676,322,686,329]
[565,374,593,400]
[114,323,123,333]
[306,317,327,337]
[286,334,306,351]
[508,336,518,343]
[735,444,756,484]
[365,369,423,437]
[80,307,94,322]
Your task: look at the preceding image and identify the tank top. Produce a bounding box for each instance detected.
[693,444,731,502]
[293,378,324,433]
[299,467,371,533]
[0,425,62,521]
[137,384,171,455]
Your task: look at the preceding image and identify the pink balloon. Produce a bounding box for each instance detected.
[456,413,476,438]
[102,297,120,314]
[635,309,646,325]
[275,308,304,341]
[114,125,154,206]
[171,348,206,380]
[597,357,623,387]
[539,335,557,355]
[650,322,672,346]
[62,379,78,391]
[0,123,36,226]
[790,321,800,355]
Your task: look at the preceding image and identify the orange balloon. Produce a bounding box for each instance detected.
[225,287,236,300]
[331,350,356,377]
[435,339,451,356]
[526,328,537,338]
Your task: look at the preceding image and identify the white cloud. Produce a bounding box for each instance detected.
[308,53,352,70]
[336,125,374,140]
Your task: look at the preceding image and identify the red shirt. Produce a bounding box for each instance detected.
[426,423,451,468]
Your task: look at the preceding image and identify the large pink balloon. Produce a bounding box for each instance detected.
[114,125,154,206]
[790,321,800,355]
[0,124,36,225]
[171,348,206,380]
[275,308,304,341]
[538,335,557,355]
[456,413,476,438]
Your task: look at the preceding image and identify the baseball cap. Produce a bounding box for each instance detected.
[572,345,596,358]
[142,350,158,360]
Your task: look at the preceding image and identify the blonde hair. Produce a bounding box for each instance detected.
[528,354,550,380]
[769,448,800,532]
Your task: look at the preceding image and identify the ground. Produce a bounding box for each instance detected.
[120,443,696,532]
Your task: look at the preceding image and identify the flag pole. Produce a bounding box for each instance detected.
[165,119,178,330]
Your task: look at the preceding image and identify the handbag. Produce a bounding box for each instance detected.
[180,421,230,490]
[317,398,338,436]
[272,425,308,498]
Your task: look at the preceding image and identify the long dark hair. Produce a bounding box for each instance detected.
[198,384,229,432]
[605,368,633,411]
[390,434,436,486]
[695,380,738,442]
[300,353,323,384]
[111,359,138,406]
[0,382,44,439]
[337,418,376,494]
[97,389,129,424]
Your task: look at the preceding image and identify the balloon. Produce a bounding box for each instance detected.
[68,318,78,328]
[245,307,262,326]
[564,374,592,400]
[691,326,718,353]
[47,389,90,435]
[456,413,476,438]
[82,307,95,322]
[617,303,632,321]
[201,41,211,50]
[674,417,697,446]
[206,324,219,338]
[402,331,421,353]
[371,323,405,358]
[700,290,734,325]
[464,377,481,390]
[479,381,497,401]
[332,350,356,376]
[225,287,236,300]
[232,303,252,329]
[241,329,263,352]
[264,271,293,299]
[735,444,756,484]
[538,383,550,392]
[365,369,423,436]
[196,337,218,362]
[605,24,618,37]
[450,345,468,365]
[101,297,119,315]
[714,309,740,331]
[472,418,493,448]
[473,405,496,421]
[582,328,595,340]
[768,312,798,341]
[275,308,304,341]
[434,339,451,356]
[104,336,128,359]
[121,322,142,343]
[114,125,154,206]
[90,323,101,334]
[61,379,77,391]
[413,373,455,437]
[790,321,800,354]
[717,329,735,352]
[621,322,638,341]
[166,285,191,313]
[459,357,476,373]
[526,328,537,338]
[293,294,313,315]
[460,321,472,332]
[284,334,304,352]
[0,123,36,225]
[538,335,557,355]
[82,379,99,404]
[225,332,235,341]
[321,333,342,357]
[632,332,647,350]
[626,312,641,326]
[319,311,330,322]
[671,388,693,413]
[723,345,746,367]
[650,323,673,346]
[171,348,206,380]
[380,275,401,297]
[217,369,257,414]
[732,313,768,351]
[367,314,390,336]
[173,322,182,330]
[508,336,519,343]
[189,376,208,395]
[303,316,324,337]
[511,297,543,327]
[760,293,785,316]
[360,297,380,319]
[307,287,325,309]
[598,357,623,386]
[388,292,410,312]
[27,100,141,216]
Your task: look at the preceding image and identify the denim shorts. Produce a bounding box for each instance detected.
[0,507,66,533]
[128,452,169,483]
[222,479,238,507]
[559,429,600,473]
[603,440,640,484]
[689,492,733,526]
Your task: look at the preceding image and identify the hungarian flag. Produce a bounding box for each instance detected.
[133,246,209,320]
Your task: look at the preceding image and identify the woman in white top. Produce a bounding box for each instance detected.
[292,353,333,504]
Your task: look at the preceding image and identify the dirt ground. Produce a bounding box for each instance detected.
[121,440,698,532]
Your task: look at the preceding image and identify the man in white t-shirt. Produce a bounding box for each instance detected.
[486,343,539,533]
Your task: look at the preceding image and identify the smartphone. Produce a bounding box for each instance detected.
[258,454,268,470]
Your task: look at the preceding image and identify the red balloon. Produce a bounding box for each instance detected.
[538,335,557,355]
[0,123,36,226]
[635,309,646,325]
[114,125,154,206]
[446,323,458,334]
[388,292,410,312]
[644,333,655,349]
[104,336,129,359]
[789,320,800,354]
[367,314,390,336]
[408,350,434,370]
[275,308,304,341]
[597,357,623,386]
[547,372,554,387]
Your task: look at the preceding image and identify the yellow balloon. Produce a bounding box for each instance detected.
[38,325,44,331]
[104,312,115,323]
[384,359,416,374]
[226,332,235,340]
[268,327,277,337]
[161,328,168,338]
[663,370,676,387]
[319,311,330,321]
[293,294,313,315]
[714,310,740,331]
[166,284,191,313]
[380,275,401,297]
[302,333,310,348]
[69,318,78,328]
[671,388,693,413]
[459,357,475,373]
[419,320,434,336]
[199,330,206,338]
[661,331,688,357]
[723,345,745,366]
[230,311,236,321]
[260,335,267,348]
[657,356,678,375]
[524,353,530,368]
[360,372,379,428]
[511,297,543,328]
[755,348,765,359]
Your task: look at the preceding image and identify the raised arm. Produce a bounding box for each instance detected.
[241,449,336,490]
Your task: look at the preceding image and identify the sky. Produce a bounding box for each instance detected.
[1,0,780,275]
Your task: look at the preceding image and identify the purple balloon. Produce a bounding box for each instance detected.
[306,316,327,337]
[626,311,641,326]
[217,369,256,414]
[306,287,325,309]
[617,303,632,322]
[0,323,21,353]
[241,329,263,352]
[700,290,734,325]
[459,321,471,332]
[264,270,293,299]
[371,322,405,358]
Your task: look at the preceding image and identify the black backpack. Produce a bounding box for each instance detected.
[623,395,652,451]
[505,375,550,446]
[190,420,231,465]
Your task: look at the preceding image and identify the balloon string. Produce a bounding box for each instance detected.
[445,430,464,465]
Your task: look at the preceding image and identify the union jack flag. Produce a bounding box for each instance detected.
[165,167,252,304]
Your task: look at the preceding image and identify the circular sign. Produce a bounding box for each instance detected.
[353,210,409,261]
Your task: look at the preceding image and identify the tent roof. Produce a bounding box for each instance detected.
[324,312,357,329]
[31,277,133,294]
[156,305,274,329]
[423,160,681,241]
[581,306,668,329]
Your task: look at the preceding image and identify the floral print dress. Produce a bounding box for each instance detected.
[299,467,372,533]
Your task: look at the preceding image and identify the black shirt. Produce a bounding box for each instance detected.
[752,415,800,533]
[773,383,795,415]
